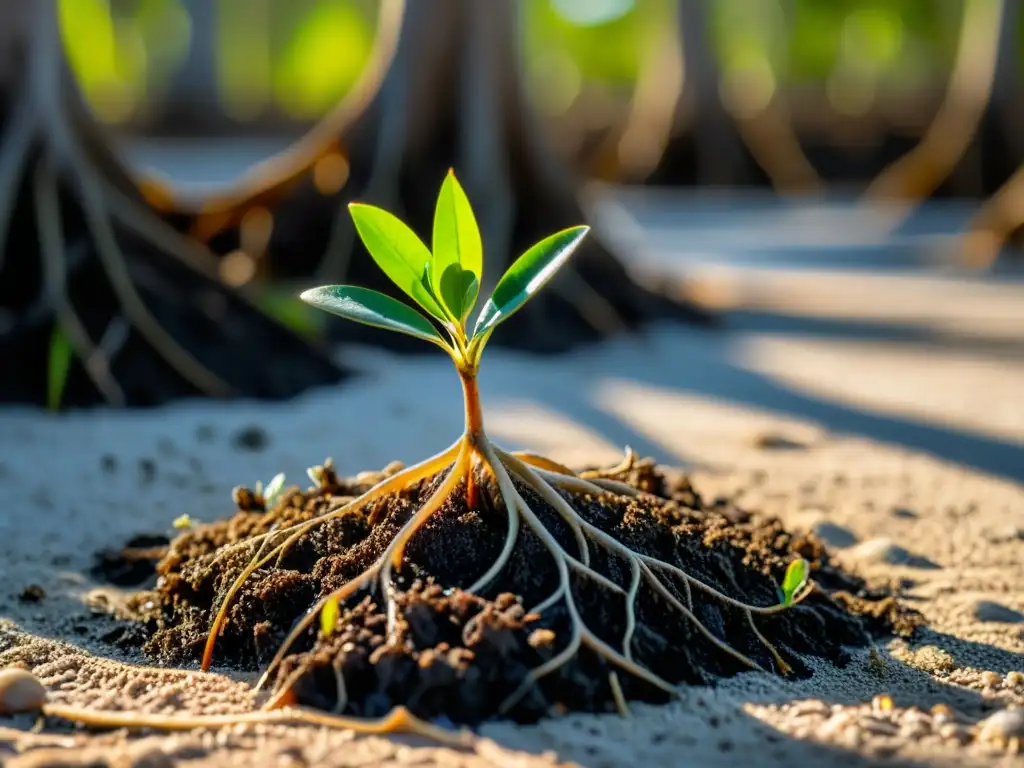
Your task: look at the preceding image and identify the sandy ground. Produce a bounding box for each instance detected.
[2,205,1024,765]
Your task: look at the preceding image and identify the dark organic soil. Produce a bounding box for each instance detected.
[118,457,922,725]
[92,534,171,587]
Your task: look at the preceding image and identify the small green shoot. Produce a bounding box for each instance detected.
[263,473,286,509]
[320,596,340,638]
[47,322,72,412]
[300,170,589,374]
[778,558,810,607]
[173,513,196,530]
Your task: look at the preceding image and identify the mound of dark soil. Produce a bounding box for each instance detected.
[119,458,922,725]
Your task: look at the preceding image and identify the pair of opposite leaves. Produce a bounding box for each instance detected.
[301,171,590,351]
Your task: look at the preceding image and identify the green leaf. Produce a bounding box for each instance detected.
[47,322,72,412]
[348,203,447,322]
[780,558,809,606]
[472,226,589,339]
[300,285,449,348]
[431,170,482,322]
[321,596,340,637]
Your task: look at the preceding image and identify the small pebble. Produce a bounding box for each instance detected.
[980,670,1003,688]
[1005,671,1024,689]
[819,711,855,738]
[938,723,971,746]
[0,668,46,714]
[527,629,556,648]
[861,717,899,737]
[900,721,930,739]
[977,708,1024,747]
[902,708,932,726]
[790,699,830,717]
[354,470,386,485]
[971,601,1024,624]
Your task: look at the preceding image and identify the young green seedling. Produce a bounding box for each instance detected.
[199,171,814,729]
[47,322,72,412]
[320,596,340,638]
[262,473,287,510]
[779,558,810,607]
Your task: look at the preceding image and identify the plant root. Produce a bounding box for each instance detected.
[863,0,1008,234]
[40,702,472,748]
[198,436,815,735]
[200,439,463,671]
[960,161,1024,268]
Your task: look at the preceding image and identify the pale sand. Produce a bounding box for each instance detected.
[2,268,1024,765]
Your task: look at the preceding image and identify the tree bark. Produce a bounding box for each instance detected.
[0,1,345,408]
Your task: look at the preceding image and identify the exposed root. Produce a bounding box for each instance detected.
[69,139,233,397]
[0,89,34,275]
[580,445,638,479]
[33,157,125,405]
[1,1,346,408]
[194,434,814,734]
[732,99,822,196]
[200,439,463,671]
[256,444,471,701]
[961,161,1024,268]
[863,0,1007,232]
[509,451,577,476]
[136,0,408,228]
[41,702,472,748]
[608,671,630,719]
[602,0,683,182]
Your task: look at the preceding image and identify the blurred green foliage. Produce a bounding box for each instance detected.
[58,0,1012,125]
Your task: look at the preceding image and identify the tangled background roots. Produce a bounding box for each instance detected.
[120,458,922,725]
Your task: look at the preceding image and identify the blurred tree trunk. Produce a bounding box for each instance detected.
[990,0,1022,158]
[153,0,711,354]
[159,0,223,134]
[671,0,748,186]
[0,0,344,408]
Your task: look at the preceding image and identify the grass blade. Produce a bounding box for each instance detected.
[47,322,72,412]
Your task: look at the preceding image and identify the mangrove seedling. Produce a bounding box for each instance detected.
[193,170,816,728]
